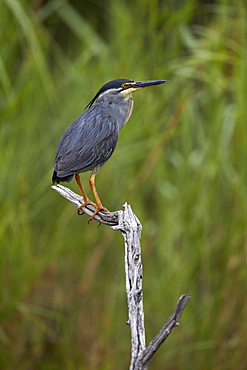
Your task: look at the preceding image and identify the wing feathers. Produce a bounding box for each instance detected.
[54,104,118,178]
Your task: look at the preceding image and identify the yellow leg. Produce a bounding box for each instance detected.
[75,174,96,214]
[89,172,109,220]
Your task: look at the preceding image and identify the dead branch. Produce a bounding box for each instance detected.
[52,185,190,369]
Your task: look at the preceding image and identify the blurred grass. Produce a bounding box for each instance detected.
[0,0,247,368]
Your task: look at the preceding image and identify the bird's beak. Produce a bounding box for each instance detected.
[133,80,170,89]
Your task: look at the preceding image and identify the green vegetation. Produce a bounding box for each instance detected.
[0,0,246,368]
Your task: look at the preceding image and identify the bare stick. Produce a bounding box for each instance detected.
[112,204,146,369]
[52,184,119,226]
[137,294,191,368]
[52,185,190,369]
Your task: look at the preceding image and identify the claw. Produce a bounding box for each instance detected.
[88,218,101,227]
[87,205,109,223]
[77,200,97,216]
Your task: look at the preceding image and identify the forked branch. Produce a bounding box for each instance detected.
[52,185,190,369]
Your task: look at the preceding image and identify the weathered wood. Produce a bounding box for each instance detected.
[137,294,191,368]
[52,185,190,369]
[112,204,146,369]
[52,184,119,226]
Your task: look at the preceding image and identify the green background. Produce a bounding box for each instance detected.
[0,0,246,368]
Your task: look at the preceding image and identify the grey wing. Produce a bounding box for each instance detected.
[54,105,119,178]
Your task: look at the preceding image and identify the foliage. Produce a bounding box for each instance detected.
[0,0,246,368]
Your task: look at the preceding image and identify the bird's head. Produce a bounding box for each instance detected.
[85,78,169,109]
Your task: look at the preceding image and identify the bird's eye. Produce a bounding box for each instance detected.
[122,82,136,89]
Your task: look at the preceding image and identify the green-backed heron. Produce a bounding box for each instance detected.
[52,78,169,221]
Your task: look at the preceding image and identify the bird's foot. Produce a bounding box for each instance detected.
[88,206,109,224]
[77,200,97,215]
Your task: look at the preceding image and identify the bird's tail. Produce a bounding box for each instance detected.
[52,170,73,184]
[52,170,59,184]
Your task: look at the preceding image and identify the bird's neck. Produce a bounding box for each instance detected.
[113,96,134,130]
[97,94,134,130]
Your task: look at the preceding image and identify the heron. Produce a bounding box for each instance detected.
[52,78,169,221]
